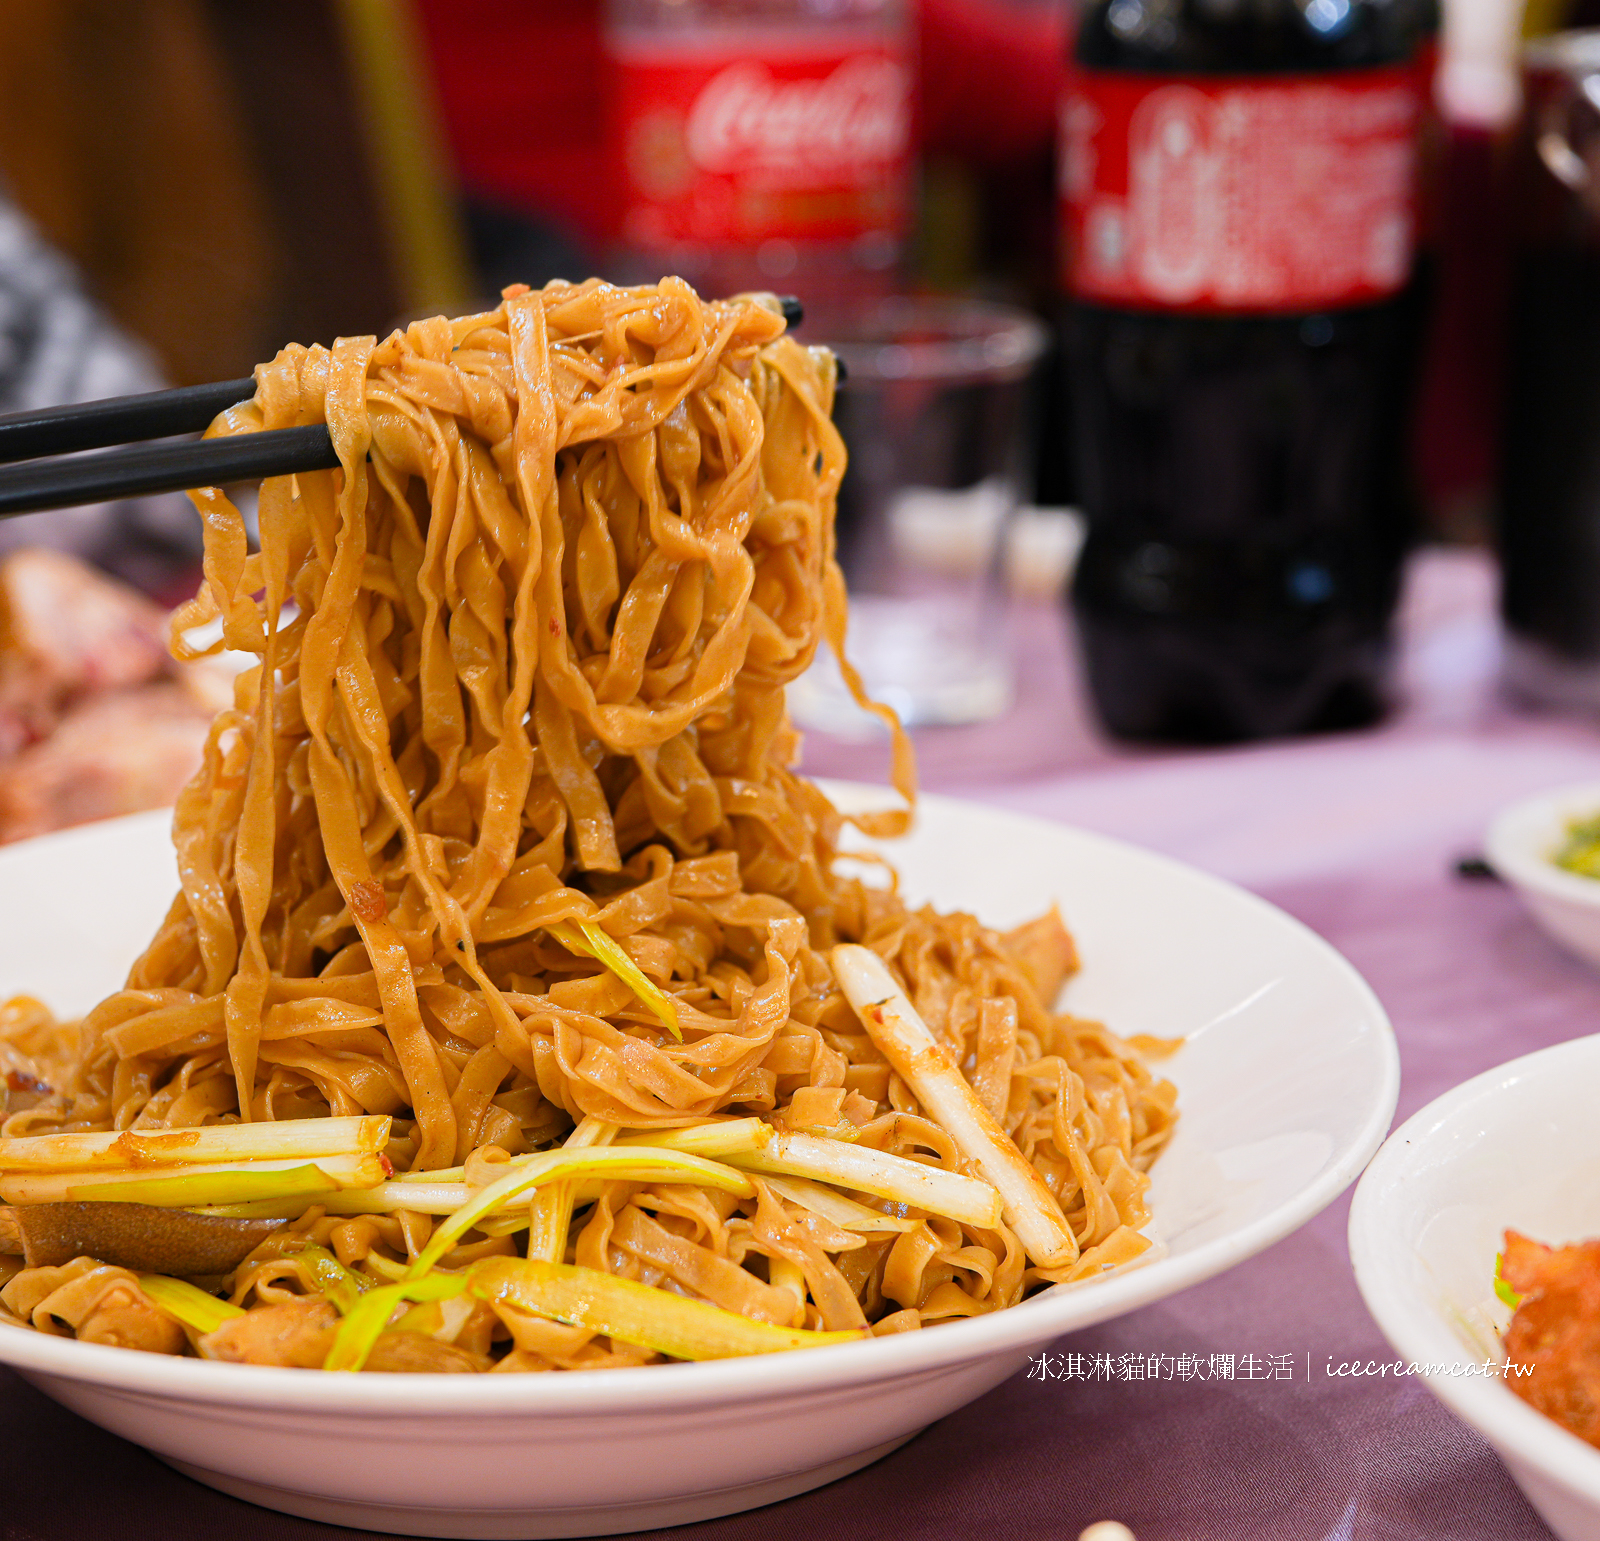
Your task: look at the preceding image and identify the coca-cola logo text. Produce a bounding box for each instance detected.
[685,56,910,173]
[1060,69,1420,311]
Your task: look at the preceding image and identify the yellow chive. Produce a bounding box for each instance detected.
[547,919,682,1041]
[0,1115,390,1172]
[58,1164,344,1208]
[137,1275,246,1335]
[470,1257,865,1360]
[405,1146,754,1279]
[289,1243,373,1314]
[323,1272,472,1371]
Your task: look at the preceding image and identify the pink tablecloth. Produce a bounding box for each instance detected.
[6,548,1599,1541]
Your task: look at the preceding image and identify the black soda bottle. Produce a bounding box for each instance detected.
[1061,0,1431,743]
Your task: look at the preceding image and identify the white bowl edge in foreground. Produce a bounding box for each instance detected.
[1350,1034,1600,1541]
[0,787,1400,1537]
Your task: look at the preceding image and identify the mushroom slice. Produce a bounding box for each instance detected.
[8,1201,286,1272]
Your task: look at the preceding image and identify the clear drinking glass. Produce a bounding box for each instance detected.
[788,296,1047,733]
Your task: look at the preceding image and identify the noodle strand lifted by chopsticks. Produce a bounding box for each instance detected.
[0,280,1175,1366]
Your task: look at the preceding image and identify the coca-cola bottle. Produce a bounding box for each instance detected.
[1060,0,1432,743]
[603,0,913,310]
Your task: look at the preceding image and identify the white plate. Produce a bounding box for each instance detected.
[1486,779,1600,971]
[1350,1034,1600,1541]
[0,787,1399,1538]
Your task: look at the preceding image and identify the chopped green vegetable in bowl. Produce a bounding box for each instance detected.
[1554,814,1600,879]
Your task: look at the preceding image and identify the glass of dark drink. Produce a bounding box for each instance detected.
[1060,0,1433,743]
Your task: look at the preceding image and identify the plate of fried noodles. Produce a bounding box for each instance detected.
[0,281,1398,1538]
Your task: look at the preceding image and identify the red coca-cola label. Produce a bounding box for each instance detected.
[610,28,913,248]
[1060,68,1420,312]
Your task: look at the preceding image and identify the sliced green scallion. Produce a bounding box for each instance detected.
[1494,1251,1523,1310]
[322,1272,473,1371]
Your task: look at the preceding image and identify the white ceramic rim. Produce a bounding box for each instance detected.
[1485,778,1600,906]
[0,805,1399,1418]
[1349,1033,1600,1500]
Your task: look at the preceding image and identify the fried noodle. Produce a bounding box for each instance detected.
[0,280,1176,1367]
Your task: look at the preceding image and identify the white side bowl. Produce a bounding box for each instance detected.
[1485,779,1600,969]
[1350,1034,1600,1541]
[0,788,1400,1539]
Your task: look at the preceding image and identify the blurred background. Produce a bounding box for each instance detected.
[0,0,1064,387]
[0,0,1516,529]
[0,0,1586,831]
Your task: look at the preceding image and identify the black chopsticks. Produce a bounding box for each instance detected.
[0,426,342,518]
[0,295,807,521]
[0,377,259,467]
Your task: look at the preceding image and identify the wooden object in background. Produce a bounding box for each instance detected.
[0,0,276,386]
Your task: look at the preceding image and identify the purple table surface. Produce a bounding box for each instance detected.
[8,548,1600,1541]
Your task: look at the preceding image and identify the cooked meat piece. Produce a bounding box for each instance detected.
[364,1331,490,1373]
[1000,907,1079,1004]
[2,1064,53,1114]
[3,1257,183,1354]
[0,548,171,751]
[392,1293,501,1357]
[0,998,78,1113]
[199,1296,338,1368]
[1503,1230,1600,1445]
[0,683,210,842]
[75,1280,187,1355]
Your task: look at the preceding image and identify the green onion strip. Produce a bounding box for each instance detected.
[406,1146,755,1279]
[323,1273,472,1371]
[137,1275,246,1335]
[546,919,681,1041]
